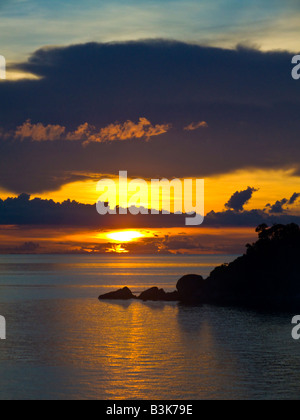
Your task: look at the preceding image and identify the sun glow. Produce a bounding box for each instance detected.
[106,230,144,242]
[106,244,129,254]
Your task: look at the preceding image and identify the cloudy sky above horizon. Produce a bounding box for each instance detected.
[0,1,300,254]
[1,0,300,66]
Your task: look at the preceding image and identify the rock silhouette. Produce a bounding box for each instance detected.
[99,224,300,309]
[176,274,205,303]
[98,287,136,300]
[98,286,179,302]
[138,287,179,302]
[138,287,165,301]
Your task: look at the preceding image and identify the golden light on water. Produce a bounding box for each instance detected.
[106,230,145,242]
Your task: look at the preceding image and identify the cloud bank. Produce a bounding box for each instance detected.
[1,192,299,229]
[0,40,299,195]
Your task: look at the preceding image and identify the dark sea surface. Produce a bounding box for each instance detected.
[0,254,299,400]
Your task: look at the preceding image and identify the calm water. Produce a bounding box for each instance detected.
[0,254,299,400]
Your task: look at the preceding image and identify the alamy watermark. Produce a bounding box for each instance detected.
[96,171,204,226]
[0,316,6,340]
[292,316,300,340]
[0,56,6,80]
[292,55,300,80]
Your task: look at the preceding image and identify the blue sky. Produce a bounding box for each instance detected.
[1,0,300,66]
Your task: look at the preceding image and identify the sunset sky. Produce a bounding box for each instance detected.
[0,0,300,254]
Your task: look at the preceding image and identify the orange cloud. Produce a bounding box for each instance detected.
[66,123,95,141]
[83,118,171,146]
[15,120,66,141]
[184,121,208,131]
[13,118,171,145]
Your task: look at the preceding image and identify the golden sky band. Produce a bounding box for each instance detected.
[96,171,204,226]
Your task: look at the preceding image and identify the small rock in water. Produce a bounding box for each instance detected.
[138,287,179,302]
[138,287,167,301]
[98,287,136,300]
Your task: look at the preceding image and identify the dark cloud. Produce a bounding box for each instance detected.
[0,194,190,228]
[289,193,300,205]
[267,198,289,214]
[119,235,221,255]
[0,241,41,254]
[10,41,299,118]
[160,235,206,252]
[0,40,299,194]
[1,193,299,229]
[204,209,300,227]
[78,234,245,255]
[225,187,258,212]
[16,242,40,252]
[266,193,300,214]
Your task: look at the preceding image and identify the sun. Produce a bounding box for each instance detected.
[106,230,144,242]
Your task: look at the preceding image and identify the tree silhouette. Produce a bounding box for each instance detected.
[204,224,300,308]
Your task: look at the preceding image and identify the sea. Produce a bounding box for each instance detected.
[0,254,299,400]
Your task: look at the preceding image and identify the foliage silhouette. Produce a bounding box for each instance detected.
[204,223,300,307]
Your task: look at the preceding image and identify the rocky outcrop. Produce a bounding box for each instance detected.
[98,287,136,300]
[99,286,179,302]
[138,287,179,302]
[138,287,167,301]
[176,274,205,303]
[164,291,180,302]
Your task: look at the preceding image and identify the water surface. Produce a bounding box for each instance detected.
[0,255,298,400]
